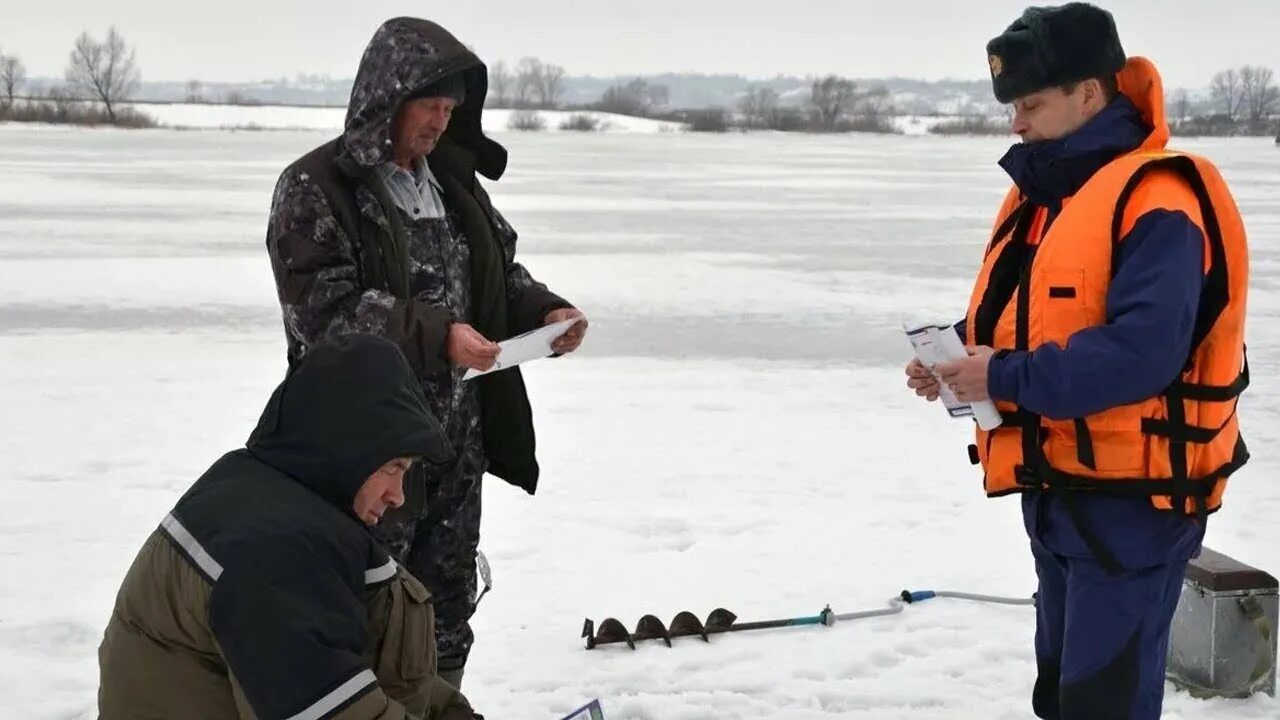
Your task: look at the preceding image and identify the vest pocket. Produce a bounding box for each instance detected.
[377,571,436,686]
[1040,269,1087,347]
[397,573,434,681]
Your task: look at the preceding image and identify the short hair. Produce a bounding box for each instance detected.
[1062,74,1119,103]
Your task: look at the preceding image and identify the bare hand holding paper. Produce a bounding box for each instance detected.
[462,316,586,380]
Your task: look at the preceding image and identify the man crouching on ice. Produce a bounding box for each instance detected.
[97,333,481,720]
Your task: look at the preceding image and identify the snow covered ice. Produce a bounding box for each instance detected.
[2,118,1278,719]
[127,102,682,134]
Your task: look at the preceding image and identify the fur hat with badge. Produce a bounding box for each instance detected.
[985,2,1127,103]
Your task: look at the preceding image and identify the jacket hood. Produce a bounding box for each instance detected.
[1115,56,1170,152]
[246,333,452,513]
[342,16,508,180]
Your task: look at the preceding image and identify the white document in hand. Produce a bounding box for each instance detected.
[462,317,584,381]
[903,321,1003,431]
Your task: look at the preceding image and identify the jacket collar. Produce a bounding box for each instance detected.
[998,95,1150,206]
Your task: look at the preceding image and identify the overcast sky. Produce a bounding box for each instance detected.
[7,1,1277,89]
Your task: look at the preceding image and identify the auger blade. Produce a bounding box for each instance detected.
[583,616,634,649]
[704,608,738,633]
[668,610,709,641]
[633,614,672,647]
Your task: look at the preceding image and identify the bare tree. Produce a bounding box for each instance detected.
[47,86,77,121]
[598,79,669,117]
[489,60,512,107]
[808,75,857,131]
[537,63,566,109]
[1171,89,1190,125]
[739,87,779,129]
[1239,65,1279,126]
[1211,69,1245,121]
[647,83,669,109]
[224,90,261,106]
[1,54,26,107]
[185,79,204,103]
[856,85,893,119]
[66,26,140,123]
[514,57,543,108]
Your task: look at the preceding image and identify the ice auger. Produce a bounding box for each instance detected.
[582,590,1034,650]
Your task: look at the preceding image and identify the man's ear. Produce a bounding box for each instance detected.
[1082,78,1106,111]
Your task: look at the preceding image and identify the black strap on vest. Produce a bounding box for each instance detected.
[985,199,1031,258]
[973,202,1037,348]
[1174,352,1250,401]
[1072,418,1097,470]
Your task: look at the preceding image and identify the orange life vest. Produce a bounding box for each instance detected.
[963,57,1249,518]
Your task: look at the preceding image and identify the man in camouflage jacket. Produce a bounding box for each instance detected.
[264,16,587,686]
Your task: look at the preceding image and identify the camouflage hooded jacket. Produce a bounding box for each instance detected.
[264,17,571,494]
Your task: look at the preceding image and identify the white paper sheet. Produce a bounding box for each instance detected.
[462,317,585,380]
[903,321,1003,431]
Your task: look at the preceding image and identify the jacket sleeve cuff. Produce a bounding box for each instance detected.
[988,349,1024,404]
[536,298,575,325]
[511,285,573,335]
[385,300,455,376]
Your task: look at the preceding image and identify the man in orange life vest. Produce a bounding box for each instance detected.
[906,4,1249,719]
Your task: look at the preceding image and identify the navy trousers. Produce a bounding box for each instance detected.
[1023,493,1207,720]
